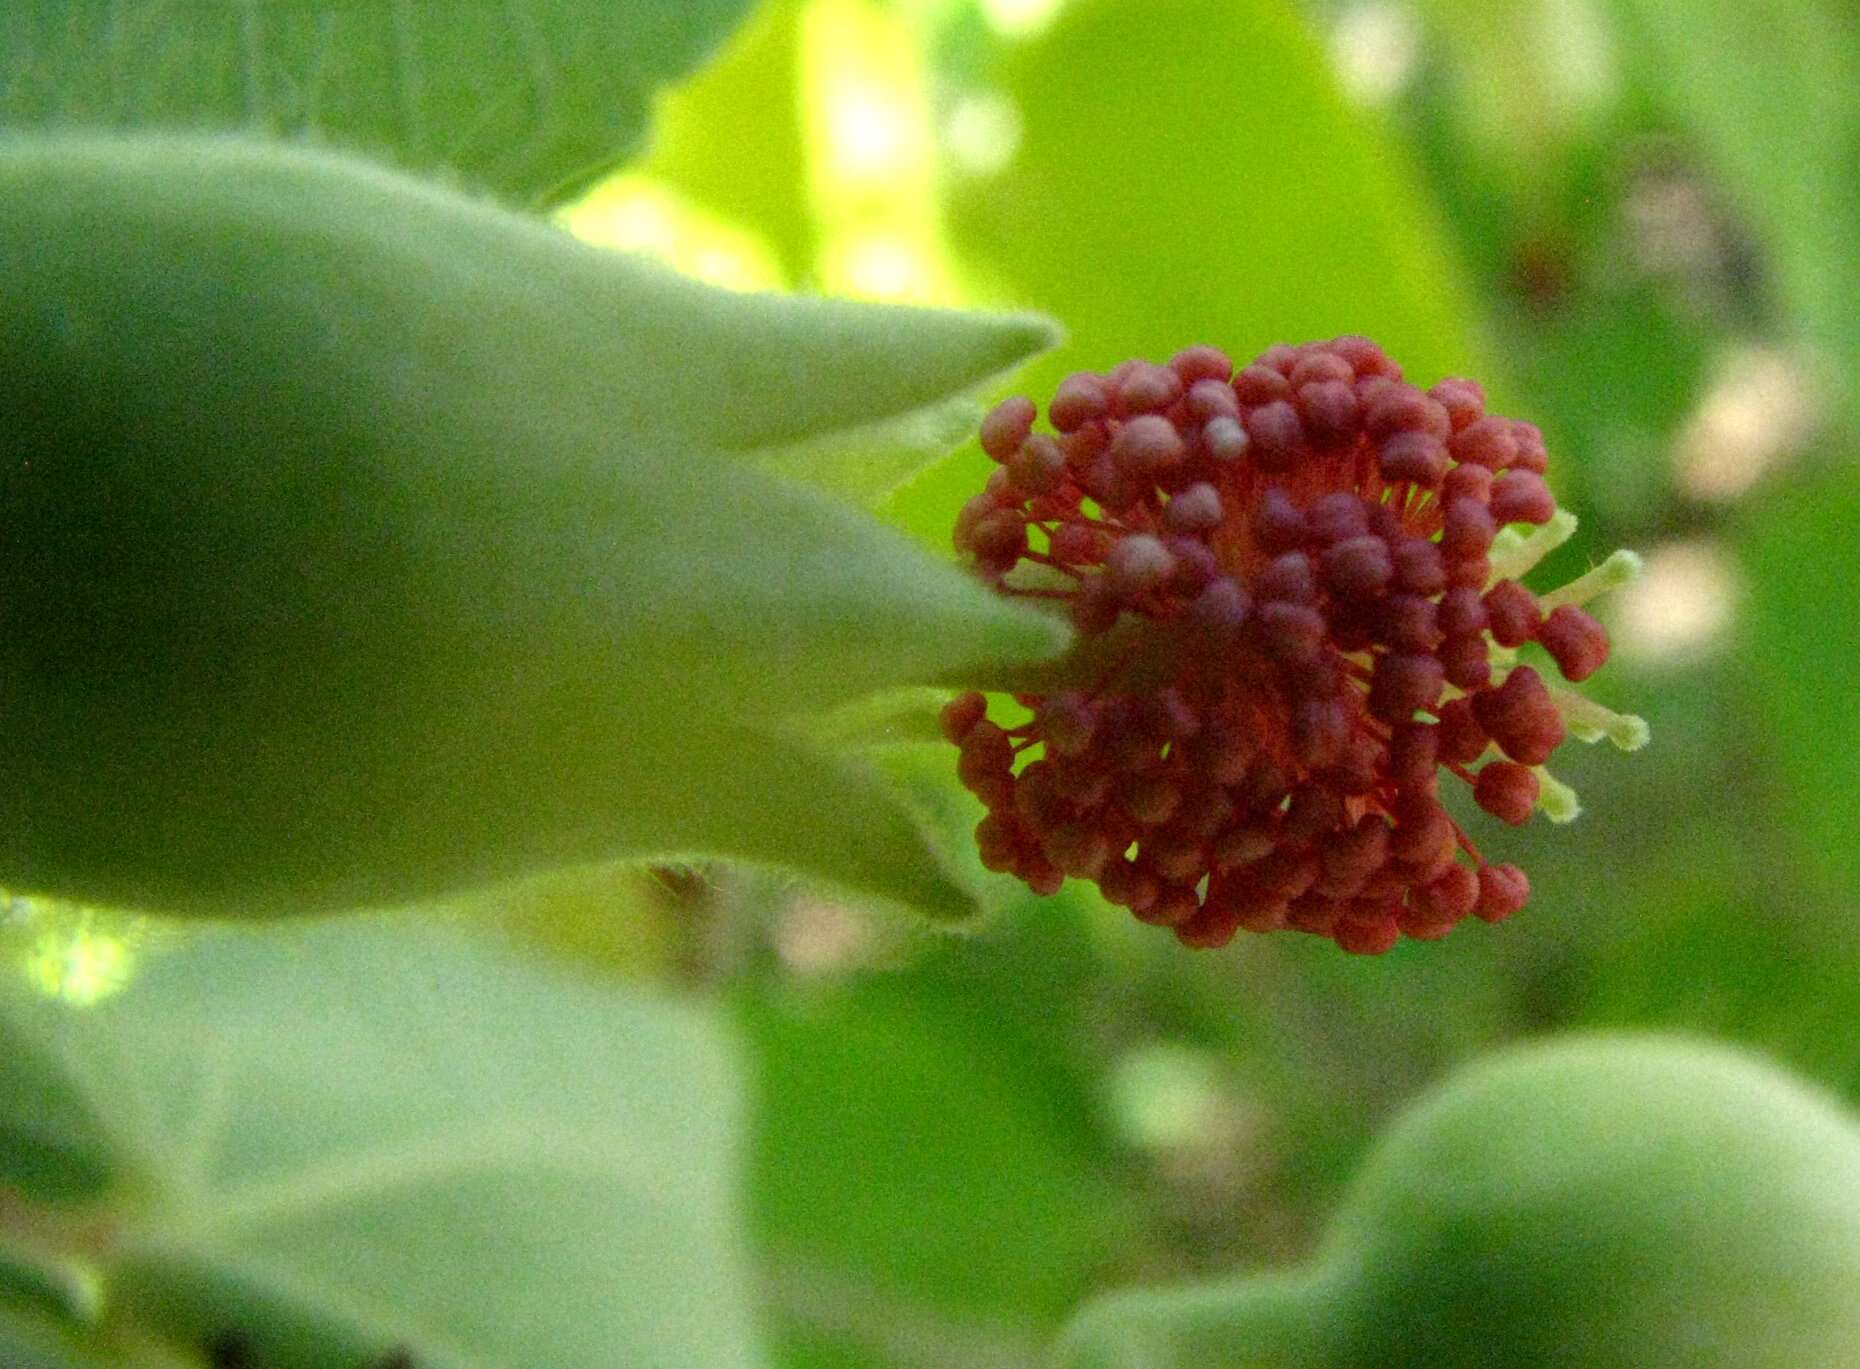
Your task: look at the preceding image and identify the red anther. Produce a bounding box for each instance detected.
[1040,692,1098,757]
[1376,593,1442,652]
[1171,787,1235,841]
[1186,377,1241,423]
[1139,687,1202,741]
[1071,574,1121,634]
[1335,912,1400,955]
[1428,378,1487,431]
[1392,537,1448,595]
[1474,761,1540,825]
[1140,831,1206,884]
[1318,815,1391,895]
[1203,415,1251,462]
[1288,352,1354,387]
[1105,533,1177,596]
[1187,720,1255,786]
[1323,535,1395,602]
[1440,462,1493,505]
[1437,586,1489,637]
[1377,431,1450,486]
[1235,364,1294,404]
[1049,373,1111,432]
[1061,421,1109,471]
[1474,863,1531,921]
[1213,823,1276,872]
[1109,414,1187,479]
[1014,761,1072,829]
[1257,551,1319,605]
[1258,601,1326,660]
[975,812,1021,872]
[1483,579,1544,647]
[1330,334,1400,378]
[1324,740,1381,796]
[939,690,988,745]
[1368,652,1446,725]
[1045,522,1100,565]
[981,395,1037,462]
[1170,345,1234,385]
[1096,858,1143,909]
[1449,416,1519,470]
[1308,491,1370,544]
[1387,722,1440,785]
[1365,385,1449,440]
[960,723,1015,805]
[1435,696,1491,765]
[1116,362,1183,415]
[948,339,1619,951]
[971,510,1029,569]
[1509,422,1549,473]
[1251,486,1310,552]
[1243,847,1323,901]
[1283,783,1345,842]
[1006,433,1067,495]
[1396,905,1458,942]
[1188,576,1253,646]
[953,493,997,554]
[1412,863,1480,921]
[1439,632,1492,689]
[1023,857,1066,897]
[1163,538,1218,594]
[1175,900,1243,948]
[1165,481,1225,534]
[1489,471,1556,525]
[1134,883,1199,929]
[1244,400,1307,473]
[1300,380,1360,445]
[1286,892,1343,936]
[1446,553,1492,590]
[1291,696,1351,766]
[1472,666,1567,766]
[1043,823,1114,879]
[1441,497,1497,559]
[1539,604,1611,681]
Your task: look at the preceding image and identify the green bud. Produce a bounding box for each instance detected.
[0,134,1063,916]
[1059,1034,1860,1368]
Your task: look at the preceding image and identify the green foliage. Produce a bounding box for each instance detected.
[0,134,1060,918]
[0,0,756,203]
[4,0,1859,1367]
[0,920,764,1368]
[1059,1036,1860,1368]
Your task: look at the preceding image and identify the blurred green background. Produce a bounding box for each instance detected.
[9,0,1858,1365]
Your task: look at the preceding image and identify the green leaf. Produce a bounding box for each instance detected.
[0,0,757,204]
[0,920,766,1369]
[884,0,1483,546]
[0,134,1065,916]
[737,904,1145,1369]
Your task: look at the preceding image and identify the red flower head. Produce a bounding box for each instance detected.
[946,338,1647,955]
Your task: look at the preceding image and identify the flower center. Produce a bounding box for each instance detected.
[948,337,1646,955]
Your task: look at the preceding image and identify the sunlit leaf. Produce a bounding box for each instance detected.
[0,134,1064,917]
[0,920,766,1369]
[884,0,1483,546]
[0,0,757,203]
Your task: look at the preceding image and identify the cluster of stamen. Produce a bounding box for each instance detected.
[946,337,1645,954]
